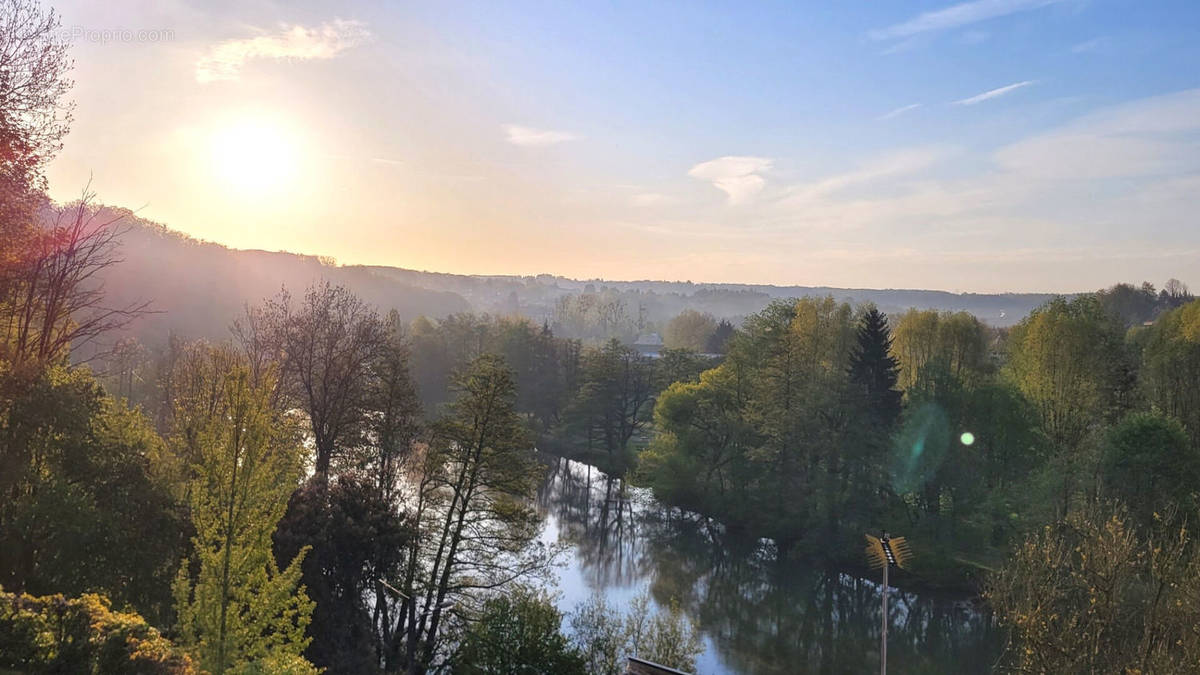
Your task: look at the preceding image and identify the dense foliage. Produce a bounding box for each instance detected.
[451,587,587,674]
[0,365,186,623]
[639,289,1200,586]
[641,297,892,555]
[0,589,195,674]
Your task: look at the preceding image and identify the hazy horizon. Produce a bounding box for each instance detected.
[109,211,1172,297]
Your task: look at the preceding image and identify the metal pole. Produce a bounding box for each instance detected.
[881,562,888,675]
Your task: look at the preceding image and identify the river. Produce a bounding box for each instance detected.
[535,456,1002,674]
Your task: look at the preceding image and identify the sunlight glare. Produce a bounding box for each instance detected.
[209,117,302,195]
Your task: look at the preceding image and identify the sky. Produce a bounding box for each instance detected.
[45,0,1200,293]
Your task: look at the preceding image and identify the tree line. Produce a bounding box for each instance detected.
[639,286,1200,670]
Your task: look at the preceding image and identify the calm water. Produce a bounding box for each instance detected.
[536,457,1002,675]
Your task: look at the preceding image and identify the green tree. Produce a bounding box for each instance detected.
[654,347,711,391]
[492,316,579,432]
[846,307,902,428]
[1139,299,1200,450]
[891,309,987,391]
[452,587,586,674]
[664,309,717,351]
[170,357,314,674]
[567,339,655,469]
[1007,295,1134,513]
[1008,296,1132,452]
[569,592,626,675]
[241,301,425,672]
[0,364,186,624]
[705,318,736,354]
[891,309,941,391]
[641,365,754,520]
[1097,281,1160,327]
[405,313,581,431]
[742,297,857,544]
[644,297,866,550]
[893,368,1047,553]
[1101,412,1199,528]
[273,473,413,673]
[624,593,703,673]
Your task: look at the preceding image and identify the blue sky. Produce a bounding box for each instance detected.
[47,0,1200,292]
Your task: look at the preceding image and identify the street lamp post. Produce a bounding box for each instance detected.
[865,531,912,675]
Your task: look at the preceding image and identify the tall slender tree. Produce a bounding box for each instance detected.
[171,354,314,674]
[412,354,550,672]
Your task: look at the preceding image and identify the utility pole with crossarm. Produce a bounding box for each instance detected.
[865,531,912,675]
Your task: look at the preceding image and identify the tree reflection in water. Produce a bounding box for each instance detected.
[537,456,1001,674]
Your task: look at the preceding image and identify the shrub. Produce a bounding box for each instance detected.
[0,588,195,674]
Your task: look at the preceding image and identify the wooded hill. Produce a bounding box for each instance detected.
[93,206,1060,354]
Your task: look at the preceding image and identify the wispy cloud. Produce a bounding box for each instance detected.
[870,0,1066,41]
[954,80,1035,105]
[196,19,369,83]
[688,156,772,205]
[993,88,1200,179]
[780,146,954,208]
[504,124,578,147]
[763,89,1200,249]
[879,103,922,120]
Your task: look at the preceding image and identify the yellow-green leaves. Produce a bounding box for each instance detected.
[170,349,315,674]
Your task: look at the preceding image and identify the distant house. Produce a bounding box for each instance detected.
[627,656,692,675]
[633,333,664,357]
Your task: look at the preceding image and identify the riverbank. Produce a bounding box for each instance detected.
[536,456,1001,674]
[538,441,1002,596]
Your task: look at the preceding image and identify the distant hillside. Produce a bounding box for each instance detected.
[93,210,1063,355]
[357,266,1058,328]
[94,209,471,350]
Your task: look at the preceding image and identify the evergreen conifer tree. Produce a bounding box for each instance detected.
[847,308,902,428]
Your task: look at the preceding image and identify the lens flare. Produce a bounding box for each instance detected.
[892,402,950,494]
[960,431,975,446]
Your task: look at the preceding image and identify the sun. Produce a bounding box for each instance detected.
[209,117,302,195]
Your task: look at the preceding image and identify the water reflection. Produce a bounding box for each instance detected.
[537,457,1001,674]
